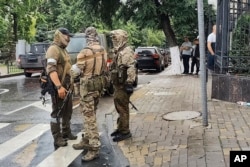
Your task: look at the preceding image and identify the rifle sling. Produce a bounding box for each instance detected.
[79,52,103,61]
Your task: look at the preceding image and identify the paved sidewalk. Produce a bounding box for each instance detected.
[107,66,250,167]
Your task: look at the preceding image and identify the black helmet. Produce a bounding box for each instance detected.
[58,27,74,37]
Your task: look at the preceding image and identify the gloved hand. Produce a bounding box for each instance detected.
[125,83,133,94]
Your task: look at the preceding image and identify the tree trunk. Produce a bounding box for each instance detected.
[160,14,177,47]
[13,13,18,42]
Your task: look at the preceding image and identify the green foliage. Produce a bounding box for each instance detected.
[80,0,121,29]
[145,29,165,47]
[0,0,44,42]
[35,25,49,42]
[0,16,9,48]
[230,12,250,73]
[0,0,216,57]
[56,0,89,32]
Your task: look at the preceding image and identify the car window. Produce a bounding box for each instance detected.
[66,37,87,53]
[30,44,50,54]
[66,36,105,53]
[135,48,156,54]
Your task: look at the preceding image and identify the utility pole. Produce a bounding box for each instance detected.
[197,0,208,126]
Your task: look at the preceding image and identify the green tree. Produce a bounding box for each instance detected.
[0,0,44,42]
[0,16,9,48]
[81,0,215,47]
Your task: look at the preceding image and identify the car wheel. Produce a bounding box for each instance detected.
[24,72,32,77]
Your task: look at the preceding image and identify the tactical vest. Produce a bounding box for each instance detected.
[79,46,107,96]
[110,53,128,85]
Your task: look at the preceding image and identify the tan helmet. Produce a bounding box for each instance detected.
[110,29,128,51]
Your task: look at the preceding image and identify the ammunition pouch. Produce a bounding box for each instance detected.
[80,75,106,97]
[101,72,109,89]
[111,69,119,85]
[111,68,127,85]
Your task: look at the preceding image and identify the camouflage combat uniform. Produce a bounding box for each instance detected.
[46,28,77,147]
[71,27,107,161]
[110,29,136,142]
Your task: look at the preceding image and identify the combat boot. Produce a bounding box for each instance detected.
[62,123,77,140]
[110,129,120,137]
[82,150,100,161]
[62,133,77,140]
[72,138,89,150]
[50,122,67,147]
[54,136,67,147]
[112,132,132,142]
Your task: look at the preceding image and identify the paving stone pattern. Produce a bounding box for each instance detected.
[108,68,250,167]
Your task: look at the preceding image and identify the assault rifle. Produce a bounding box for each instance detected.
[40,74,57,105]
[56,84,74,119]
[129,101,138,111]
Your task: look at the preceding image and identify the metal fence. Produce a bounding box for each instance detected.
[215,0,250,74]
[0,60,23,76]
[7,61,23,74]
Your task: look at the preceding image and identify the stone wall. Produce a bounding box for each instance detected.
[212,74,250,102]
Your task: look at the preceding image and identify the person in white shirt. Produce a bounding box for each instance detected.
[207,25,216,71]
[180,36,192,74]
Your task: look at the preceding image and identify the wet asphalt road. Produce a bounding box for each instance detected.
[0,70,157,167]
[0,74,126,167]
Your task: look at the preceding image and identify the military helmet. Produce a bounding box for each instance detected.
[85,26,97,37]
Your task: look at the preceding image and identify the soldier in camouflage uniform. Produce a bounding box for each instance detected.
[109,29,136,142]
[46,28,77,147]
[70,27,107,161]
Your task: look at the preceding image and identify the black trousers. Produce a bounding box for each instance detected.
[182,54,191,74]
[191,57,200,73]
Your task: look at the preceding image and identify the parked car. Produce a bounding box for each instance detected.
[17,42,50,77]
[134,46,165,72]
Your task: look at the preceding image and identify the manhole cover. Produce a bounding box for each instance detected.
[163,111,201,121]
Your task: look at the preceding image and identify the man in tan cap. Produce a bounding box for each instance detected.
[46,27,77,147]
